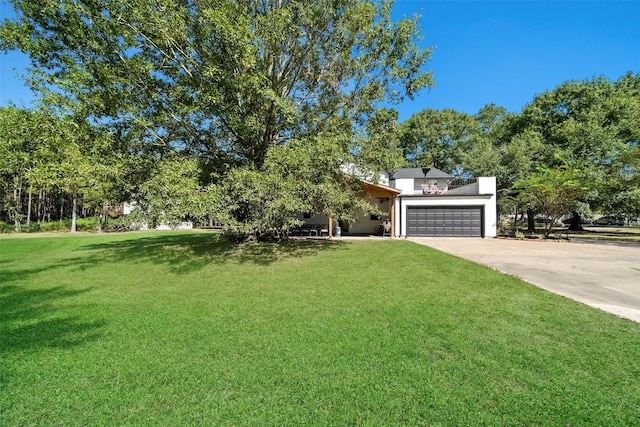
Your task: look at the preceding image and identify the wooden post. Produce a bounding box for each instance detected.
[329,217,333,238]
[390,197,395,239]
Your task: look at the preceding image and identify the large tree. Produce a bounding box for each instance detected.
[512,163,586,238]
[1,0,434,237]
[464,76,640,231]
[0,106,136,232]
[517,74,640,228]
[0,107,50,230]
[399,108,476,173]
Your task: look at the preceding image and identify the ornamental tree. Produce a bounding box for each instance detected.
[512,163,586,238]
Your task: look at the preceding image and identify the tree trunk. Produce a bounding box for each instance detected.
[527,208,535,232]
[26,185,33,229]
[71,190,78,232]
[13,176,22,232]
[37,189,44,228]
[98,208,104,233]
[568,211,583,231]
[46,191,52,222]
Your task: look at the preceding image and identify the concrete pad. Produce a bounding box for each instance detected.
[409,237,640,323]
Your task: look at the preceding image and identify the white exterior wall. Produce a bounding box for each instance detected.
[123,202,136,215]
[156,221,194,230]
[478,177,497,238]
[393,178,416,195]
[392,176,497,238]
[348,196,392,234]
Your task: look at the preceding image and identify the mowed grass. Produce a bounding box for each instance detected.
[1,232,639,425]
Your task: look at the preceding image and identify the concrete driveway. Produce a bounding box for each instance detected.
[409,237,640,323]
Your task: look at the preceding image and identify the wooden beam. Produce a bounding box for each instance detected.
[329,216,333,238]
[390,197,395,239]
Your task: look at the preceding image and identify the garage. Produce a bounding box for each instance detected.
[407,206,483,237]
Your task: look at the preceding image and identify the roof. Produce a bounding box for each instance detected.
[363,181,402,198]
[389,167,453,180]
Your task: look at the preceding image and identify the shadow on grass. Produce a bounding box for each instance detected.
[75,232,347,274]
[0,233,349,288]
[0,285,105,355]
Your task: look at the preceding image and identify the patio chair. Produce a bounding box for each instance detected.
[381,220,391,237]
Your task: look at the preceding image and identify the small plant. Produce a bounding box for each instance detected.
[515,230,525,239]
[0,220,15,233]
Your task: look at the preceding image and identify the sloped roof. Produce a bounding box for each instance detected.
[389,167,453,179]
[363,181,402,198]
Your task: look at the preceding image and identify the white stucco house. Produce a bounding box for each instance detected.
[388,167,496,238]
[301,167,497,238]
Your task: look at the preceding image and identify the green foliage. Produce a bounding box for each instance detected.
[512,163,587,238]
[516,74,640,216]
[130,156,219,229]
[462,75,640,225]
[0,0,434,163]
[0,106,61,229]
[2,233,639,424]
[400,108,477,172]
[0,220,15,233]
[464,115,547,191]
[218,136,375,240]
[1,0,434,233]
[0,106,134,231]
[356,108,406,173]
[37,217,98,232]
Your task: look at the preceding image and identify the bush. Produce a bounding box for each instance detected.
[104,215,135,232]
[0,221,15,233]
[39,219,71,232]
[76,217,99,231]
[38,217,99,232]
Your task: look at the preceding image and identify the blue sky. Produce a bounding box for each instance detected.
[1,1,639,121]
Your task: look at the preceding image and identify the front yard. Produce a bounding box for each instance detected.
[1,231,638,425]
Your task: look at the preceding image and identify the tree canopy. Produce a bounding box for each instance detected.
[1,0,433,163]
[1,0,434,237]
[4,0,638,236]
[399,108,476,172]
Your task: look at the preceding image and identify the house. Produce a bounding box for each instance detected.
[310,167,496,238]
[387,168,496,238]
[122,202,194,230]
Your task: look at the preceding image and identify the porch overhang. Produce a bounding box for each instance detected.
[329,181,401,239]
[362,181,402,199]
[364,181,401,238]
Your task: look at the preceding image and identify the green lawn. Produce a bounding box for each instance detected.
[1,231,639,425]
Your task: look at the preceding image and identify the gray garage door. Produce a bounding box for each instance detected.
[407,206,483,237]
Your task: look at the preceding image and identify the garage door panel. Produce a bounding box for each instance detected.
[407,206,482,237]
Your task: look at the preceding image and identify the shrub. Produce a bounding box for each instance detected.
[0,221,15,233]
[39,219,71,232]
[38,217,99,232]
